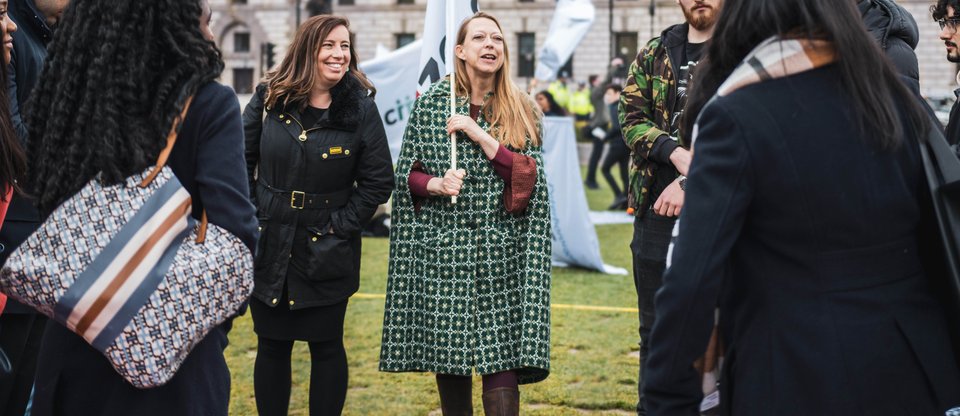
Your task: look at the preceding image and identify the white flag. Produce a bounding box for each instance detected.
[417,0,478,95]
[535,0,595,81]
[360,40,423,163]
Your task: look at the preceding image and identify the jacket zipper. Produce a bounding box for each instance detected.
[285,113,322,142]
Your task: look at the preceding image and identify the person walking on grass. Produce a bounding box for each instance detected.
[380,11,552,416]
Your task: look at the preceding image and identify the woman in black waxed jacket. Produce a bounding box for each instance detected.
[241,15,393,416]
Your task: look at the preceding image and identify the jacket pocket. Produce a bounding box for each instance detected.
[304,226,355,281]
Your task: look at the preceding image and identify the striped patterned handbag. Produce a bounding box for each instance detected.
[0,97,254,388]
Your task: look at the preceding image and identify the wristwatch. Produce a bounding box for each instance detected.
[678,175,687,191]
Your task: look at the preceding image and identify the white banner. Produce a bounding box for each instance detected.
[360,40,422,163]
[417,0,479,95]
[542,116,627,275]
[535,0,595,81]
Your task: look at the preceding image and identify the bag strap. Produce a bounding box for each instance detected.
[136,96,209,243]
[140,96,195,187]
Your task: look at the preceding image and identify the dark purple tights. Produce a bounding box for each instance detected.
[436,370,518,391]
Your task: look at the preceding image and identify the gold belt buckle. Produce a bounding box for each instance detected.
[290,191,306,209]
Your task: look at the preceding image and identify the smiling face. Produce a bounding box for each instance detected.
[0,0,16,65]
[315,24,351,88]
[455,17,504,77]
[678,0,722,31]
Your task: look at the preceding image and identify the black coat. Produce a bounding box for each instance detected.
[0,0,54,313]
[243,73,394,310]
[644,66,960,415]
[32,82,257,416]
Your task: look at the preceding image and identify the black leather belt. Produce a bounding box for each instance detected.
[257,177,352,210]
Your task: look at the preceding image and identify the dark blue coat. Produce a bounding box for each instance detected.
[644,65,960,415]
[31,82,256,416]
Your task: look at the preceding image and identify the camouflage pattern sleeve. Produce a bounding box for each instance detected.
[619,39,671,163]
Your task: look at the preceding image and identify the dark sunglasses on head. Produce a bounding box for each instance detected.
[939,17,960,31]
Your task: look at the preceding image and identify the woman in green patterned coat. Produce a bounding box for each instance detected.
[379,12,552,416]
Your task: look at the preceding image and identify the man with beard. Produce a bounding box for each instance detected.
[934,0,960,145]
[0,0,69,414]
[618,0,722,413]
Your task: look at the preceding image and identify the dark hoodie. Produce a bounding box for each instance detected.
[858,0,921,92]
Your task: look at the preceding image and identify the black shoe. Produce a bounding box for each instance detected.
[584,180,599,190]
[608,195,628,211]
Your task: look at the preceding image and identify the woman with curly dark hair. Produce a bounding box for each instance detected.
[24,0,256,415]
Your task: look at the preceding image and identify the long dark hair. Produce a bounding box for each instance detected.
[26,0,223,215]
[682,0,928,148]
[264,15,374,111]
[0,64,24,201]
[536,90,567,116]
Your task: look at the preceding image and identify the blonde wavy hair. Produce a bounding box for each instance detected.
[263,15,374,110]
[454,12,541,149]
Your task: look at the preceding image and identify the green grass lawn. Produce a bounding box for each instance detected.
[225,173,638,415]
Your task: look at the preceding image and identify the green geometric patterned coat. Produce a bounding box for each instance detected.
[379,79,552,384]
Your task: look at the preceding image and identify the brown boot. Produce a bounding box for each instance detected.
[437,376,474,415]
[481,387,519,416]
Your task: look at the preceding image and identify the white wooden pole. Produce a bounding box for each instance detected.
[448,0,458,204]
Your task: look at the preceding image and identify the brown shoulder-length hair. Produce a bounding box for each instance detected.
[263,15,374,110]
[454,12,541,149]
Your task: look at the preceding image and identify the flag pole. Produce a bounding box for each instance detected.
[448,1,458,204]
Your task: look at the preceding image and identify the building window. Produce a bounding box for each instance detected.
[517,33,535,78]
[614,32,638,61]
[231,0,247,5]
[397,0,414,4]
[339,0,354,4]
[234,32,251,53]
[395,33,415,49]
[233,68,254,94]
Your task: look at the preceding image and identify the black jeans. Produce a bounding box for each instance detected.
[630,212,676,415]
[585,132,606,185]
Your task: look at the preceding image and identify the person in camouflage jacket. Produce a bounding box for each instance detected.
[617,0,722,413]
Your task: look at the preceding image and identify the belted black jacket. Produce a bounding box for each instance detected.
[242,73,394,309]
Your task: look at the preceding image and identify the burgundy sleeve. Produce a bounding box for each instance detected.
[408,161,432,212]
[490,146,537,214]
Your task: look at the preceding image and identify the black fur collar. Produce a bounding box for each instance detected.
[318,73,369,131]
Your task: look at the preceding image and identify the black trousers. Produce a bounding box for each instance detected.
[0,313,46,416]
[584,130,606,185]
[601,138,630,197]
[631,213,675,415]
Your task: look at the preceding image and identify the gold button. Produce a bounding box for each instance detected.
[345,149,351,155]
[286,120,291,125]
[289,300,295,306]
[266,106,271,110]
[257,226,262,232]
[322,153,328,159]
[324,199,329,204]
[271,298,278,305]
[311,236,318,242]
[279,114,284,119]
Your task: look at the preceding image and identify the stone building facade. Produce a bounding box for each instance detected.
[209,0,958,97]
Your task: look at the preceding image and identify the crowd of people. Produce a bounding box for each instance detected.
[0,0,957,415]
